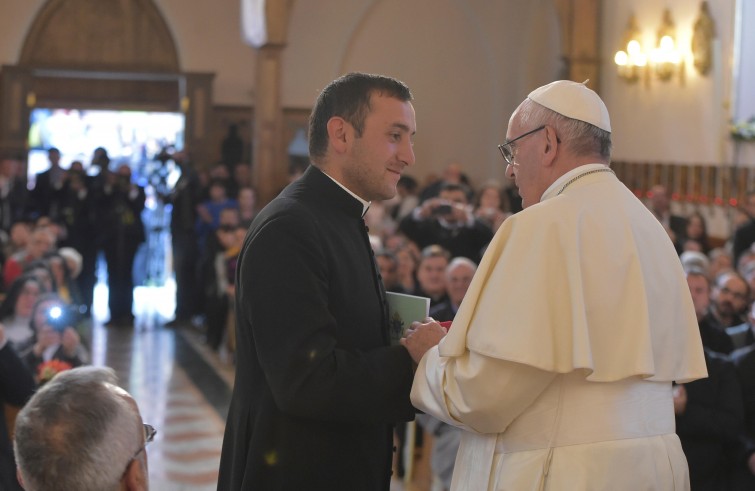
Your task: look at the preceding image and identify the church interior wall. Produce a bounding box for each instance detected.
[0,0,750,237]
[601,0,744,238]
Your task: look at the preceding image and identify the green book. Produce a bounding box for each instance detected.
[386,291,430,345]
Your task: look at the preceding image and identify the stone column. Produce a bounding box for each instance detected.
[251,0,293,206]
[554,0,602,91]
[253,45,286,205]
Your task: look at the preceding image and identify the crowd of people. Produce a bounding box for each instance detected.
[5,74,755,491]
[666,188,755,490]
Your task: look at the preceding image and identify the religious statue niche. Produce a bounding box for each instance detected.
[692,1,715,76]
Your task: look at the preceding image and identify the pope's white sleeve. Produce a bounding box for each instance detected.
[411,345,557,434]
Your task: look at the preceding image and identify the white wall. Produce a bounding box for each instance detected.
[0,0,46,64]
[734,0,755,122]
[156,0,256,105]
[600,0,738,166]
[282,0,562,187]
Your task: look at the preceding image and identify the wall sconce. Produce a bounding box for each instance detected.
[614,14,647,84]
[650,9,684,83]
[615,9,689,86]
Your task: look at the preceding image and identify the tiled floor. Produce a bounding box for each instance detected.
[90,281,227,490]
[90,281,435,490]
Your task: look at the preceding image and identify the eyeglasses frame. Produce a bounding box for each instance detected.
[123,423,156,476]
[497,125,546,165]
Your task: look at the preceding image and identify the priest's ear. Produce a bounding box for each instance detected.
[326,116,352,155]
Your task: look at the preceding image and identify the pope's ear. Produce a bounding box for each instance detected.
[542,126,559,166]
[326,117,349,154]
[123,459,148,491]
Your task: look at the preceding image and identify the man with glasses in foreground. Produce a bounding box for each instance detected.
[14,367,152,491]
[403,80,707,490]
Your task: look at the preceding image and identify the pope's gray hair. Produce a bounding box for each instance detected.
[518,98,612,161]
[14,367,141,491]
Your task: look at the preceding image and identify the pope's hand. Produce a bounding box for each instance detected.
[400,318,447,364]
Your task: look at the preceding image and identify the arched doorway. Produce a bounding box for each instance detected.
[0,0,214,164]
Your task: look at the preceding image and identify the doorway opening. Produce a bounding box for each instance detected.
[26,107,184,324]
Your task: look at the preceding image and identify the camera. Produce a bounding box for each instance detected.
[45,305,77,332]
[432,203,454,216]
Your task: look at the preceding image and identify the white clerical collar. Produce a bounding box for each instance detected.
[540,163,611,202]
[321,170,371,217]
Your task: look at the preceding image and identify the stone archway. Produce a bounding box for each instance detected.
[19,0,179,71]
[0,0,214,164]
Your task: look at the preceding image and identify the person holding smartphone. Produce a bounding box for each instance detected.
[22,294,86,383]
[399,182,493,264]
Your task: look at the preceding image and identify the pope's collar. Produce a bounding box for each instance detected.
[540,163,611,202]
[320,170,371,217]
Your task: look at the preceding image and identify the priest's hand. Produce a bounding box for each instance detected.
[400,319,446,364]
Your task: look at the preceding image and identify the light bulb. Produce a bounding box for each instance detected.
[615,51,628,66]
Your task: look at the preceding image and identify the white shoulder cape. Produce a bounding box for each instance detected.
[439,170,707,383]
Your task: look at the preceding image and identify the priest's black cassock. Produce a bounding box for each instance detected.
[218,166,415,490]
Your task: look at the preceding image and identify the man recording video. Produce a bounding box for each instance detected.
[399,182,493,263]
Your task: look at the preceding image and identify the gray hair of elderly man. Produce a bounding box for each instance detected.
[517,98,612,161]
[14,366,143,491]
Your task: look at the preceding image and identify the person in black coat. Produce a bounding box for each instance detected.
[164,152,202,325]
[57,167,97,312]
[97,165,145,326]
[0,156,28,233]
[0,323,36,491]
[217,73,417,491]
[29,147,66,220]
[733,192,755,268]
[729,344,755,489]
[674,349,743,490]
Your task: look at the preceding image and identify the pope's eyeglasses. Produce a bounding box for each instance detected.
[497,125,546,165]
[126,424,156,468]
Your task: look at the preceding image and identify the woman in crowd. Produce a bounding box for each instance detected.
[22,293,87,382]
[23,259,56,294]
[43,251,82,306]
[682,211,711,254]
[394,244,420,294]
[474,180,510,233]
[0,274,46,353]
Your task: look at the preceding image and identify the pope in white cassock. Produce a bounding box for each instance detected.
[402,80,708,491]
